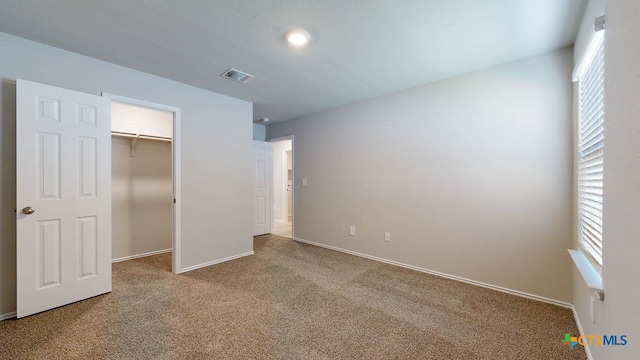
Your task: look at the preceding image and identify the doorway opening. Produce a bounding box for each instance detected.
[270,136,293,238]
[103,94,182,273]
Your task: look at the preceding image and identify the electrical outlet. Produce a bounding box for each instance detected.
[385,232,391,242]
[349,226,356,236]
[302,178,307,186]
[590,296,596,323]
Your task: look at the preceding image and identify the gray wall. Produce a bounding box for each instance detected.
[269,48,574,303]
[573,1,640,358]
[0,32,253,317]
[253,123,266,141]
[112,138,172,260]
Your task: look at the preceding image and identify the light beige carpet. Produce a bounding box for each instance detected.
[0,234,586,359]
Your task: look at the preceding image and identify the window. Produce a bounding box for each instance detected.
[575,21,605,270]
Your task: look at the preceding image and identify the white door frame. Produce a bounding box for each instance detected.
[269,135,294,238]
[102,93,182,274]
[283,150,292,221]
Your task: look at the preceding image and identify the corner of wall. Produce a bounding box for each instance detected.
[253,123,266,141]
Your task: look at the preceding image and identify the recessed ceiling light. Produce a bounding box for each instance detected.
[284,29,311,47]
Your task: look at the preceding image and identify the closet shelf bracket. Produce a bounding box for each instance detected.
[130,134,140,157]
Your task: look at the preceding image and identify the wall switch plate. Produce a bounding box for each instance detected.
[302,178,307,186]
[384,232,391,242]
[590,296,596,323]
[349,226,356,236]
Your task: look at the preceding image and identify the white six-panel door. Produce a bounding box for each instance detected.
[16,79,112,318]
[253,141,272,236]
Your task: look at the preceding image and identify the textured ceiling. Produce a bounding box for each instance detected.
[0,0,586,123]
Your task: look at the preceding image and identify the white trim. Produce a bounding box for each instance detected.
[102,93,180,113]
[293,236,572,308]
[568,249,603,293]
[111,248,172,263]
[280,150,288,222]
[101,93,182,274]
[172,108,182,273]
[0,311,16,321]
[269,135,295,238]
[176,251,254,274]
[571,305,594,360]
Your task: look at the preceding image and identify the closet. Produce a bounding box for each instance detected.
[111,102,173,262]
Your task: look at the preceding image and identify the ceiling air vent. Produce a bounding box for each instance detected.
[220,68,254,83]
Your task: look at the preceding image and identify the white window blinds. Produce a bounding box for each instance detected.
[577,31,605,268]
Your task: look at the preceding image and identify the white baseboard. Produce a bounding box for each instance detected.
[571,305,594,360]
[0,311,16,321]
[177,251,254,274]
[292,236,572,308]
[112,248,172,263]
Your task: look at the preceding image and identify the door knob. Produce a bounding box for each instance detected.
[21,207,35,215]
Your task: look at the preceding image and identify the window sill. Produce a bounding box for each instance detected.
[568,249,604,299]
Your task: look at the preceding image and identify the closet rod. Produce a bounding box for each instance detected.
[111,131,172,142]
[112,131,172,157]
